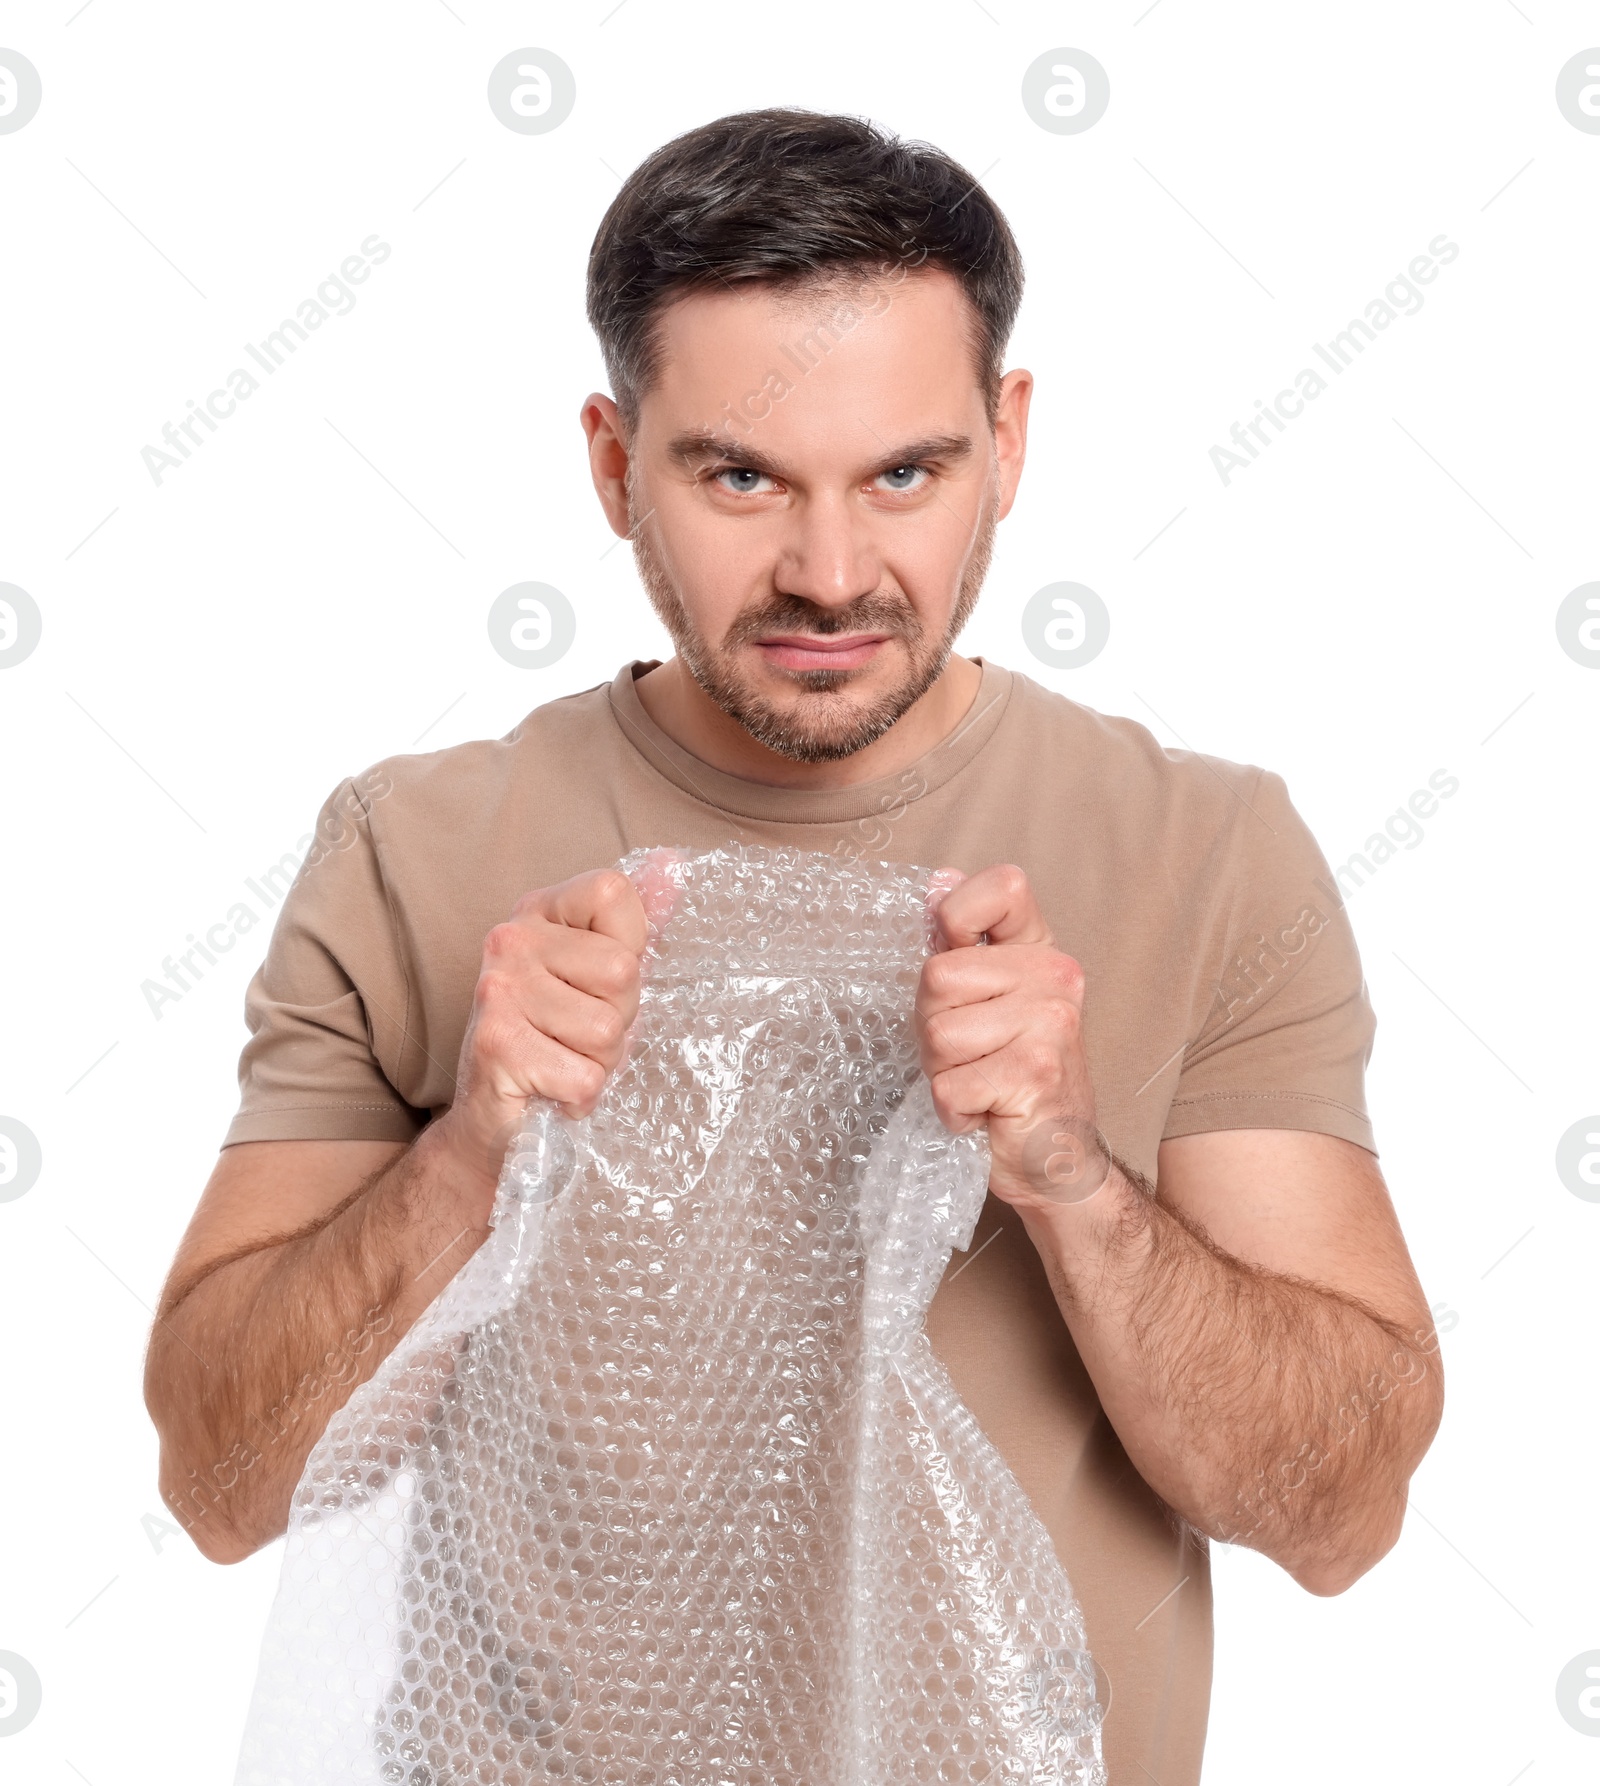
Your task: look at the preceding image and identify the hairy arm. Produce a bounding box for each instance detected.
[1020,1127,1443,1593]
[145,867,653,1563]
[918,863,1443,1595]
[144,1130,493,1563]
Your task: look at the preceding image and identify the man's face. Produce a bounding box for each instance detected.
[584,267,1031,763]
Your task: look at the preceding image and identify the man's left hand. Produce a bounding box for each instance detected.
[916,863,1110,1215]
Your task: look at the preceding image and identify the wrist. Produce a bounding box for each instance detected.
[1017,1148,1157,1292]
[406,1111,505,1226]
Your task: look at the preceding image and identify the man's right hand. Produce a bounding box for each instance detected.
[145,862,662,1563]
[427,867,654,1199]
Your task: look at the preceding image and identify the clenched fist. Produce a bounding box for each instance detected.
[430,860,677,1195]
[916,864,1111,1214]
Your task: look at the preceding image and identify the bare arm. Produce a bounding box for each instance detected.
[144,868,651,1564]
[1020,1128,1443,1594]
[145,1132,488,1562]
[918,864,1443,1596]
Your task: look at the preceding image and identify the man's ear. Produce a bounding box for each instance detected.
[580,392,632,538]
[993,368,1033,522]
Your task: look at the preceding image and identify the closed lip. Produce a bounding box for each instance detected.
[755,632,891,651]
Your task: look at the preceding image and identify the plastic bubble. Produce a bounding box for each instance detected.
[234,845,1105,1784]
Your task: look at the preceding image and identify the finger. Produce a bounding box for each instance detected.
[924,867,967,953]
[916,943,1058,1019]
[465,991,611,1118]
[918,994,1032,1080]
[512,971,634,1071]
[535,867,651,953]
[929,1050,1033,1128]
[535,924,642,1012]
[518,1027,612,1118]
[627,846,687,942]
[928,1058,1004,1133]
[934,863,1053,950]
[482,919,640,1026]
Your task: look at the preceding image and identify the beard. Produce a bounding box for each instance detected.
[629,498,998,764]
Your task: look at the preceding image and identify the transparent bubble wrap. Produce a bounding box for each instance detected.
[233,845,1106,1785]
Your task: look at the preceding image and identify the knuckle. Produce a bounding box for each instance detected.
[1047,951,1084,992]
[588,868,635,913]
[466,1016,518,1074]
[1048,994,1082,1037]
[591,944,639,997]
[571,1057,608,1102]
[473,967,512,1009]
[1015,1037,1062,1084]
[482,921,528,964]
[920,953,957,999]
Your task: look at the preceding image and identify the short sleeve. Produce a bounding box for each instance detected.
[1163,766,1378,1155]
[223,773,428,1147]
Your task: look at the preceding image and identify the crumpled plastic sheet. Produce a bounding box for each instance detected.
[233,843,1106,1785]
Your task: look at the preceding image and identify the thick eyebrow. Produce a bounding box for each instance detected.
[664,429,975,481]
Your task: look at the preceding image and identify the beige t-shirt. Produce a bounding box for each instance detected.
[227,658,1377,1785]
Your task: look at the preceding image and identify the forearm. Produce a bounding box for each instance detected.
[147,1125,494,1561]
[1021,1162,1444,1592]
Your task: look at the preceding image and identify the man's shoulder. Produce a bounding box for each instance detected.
[996,663,1271,825]
[340,675,619,832]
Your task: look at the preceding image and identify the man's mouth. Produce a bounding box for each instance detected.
[753,632,891,673]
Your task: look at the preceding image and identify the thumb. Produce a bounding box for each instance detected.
[924,866,968,955]
[626,845,688,951]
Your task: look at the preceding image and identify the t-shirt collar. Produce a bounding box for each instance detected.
[606,656,1013,826]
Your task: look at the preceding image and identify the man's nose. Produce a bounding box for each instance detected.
[773,491,881,611]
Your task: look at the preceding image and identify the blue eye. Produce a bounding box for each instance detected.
[715,467,771,494]
[877,464,927,492]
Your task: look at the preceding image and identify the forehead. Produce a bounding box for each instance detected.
[639,267,986,448]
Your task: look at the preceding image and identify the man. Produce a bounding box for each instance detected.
[145,109,1442,1783]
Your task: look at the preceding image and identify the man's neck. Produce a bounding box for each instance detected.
[632,654,985,790]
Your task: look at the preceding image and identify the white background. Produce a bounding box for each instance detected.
[1,3,1596,1781]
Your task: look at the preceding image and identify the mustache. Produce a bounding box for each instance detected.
[724,590,923,646]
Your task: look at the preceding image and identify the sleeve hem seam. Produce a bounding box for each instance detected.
[231,1100,418,1114]
[1167,1089,1369,1120]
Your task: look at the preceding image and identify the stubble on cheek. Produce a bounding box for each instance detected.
[624,477,998,764]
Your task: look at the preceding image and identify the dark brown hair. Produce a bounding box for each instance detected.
[586,108,1024,425]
